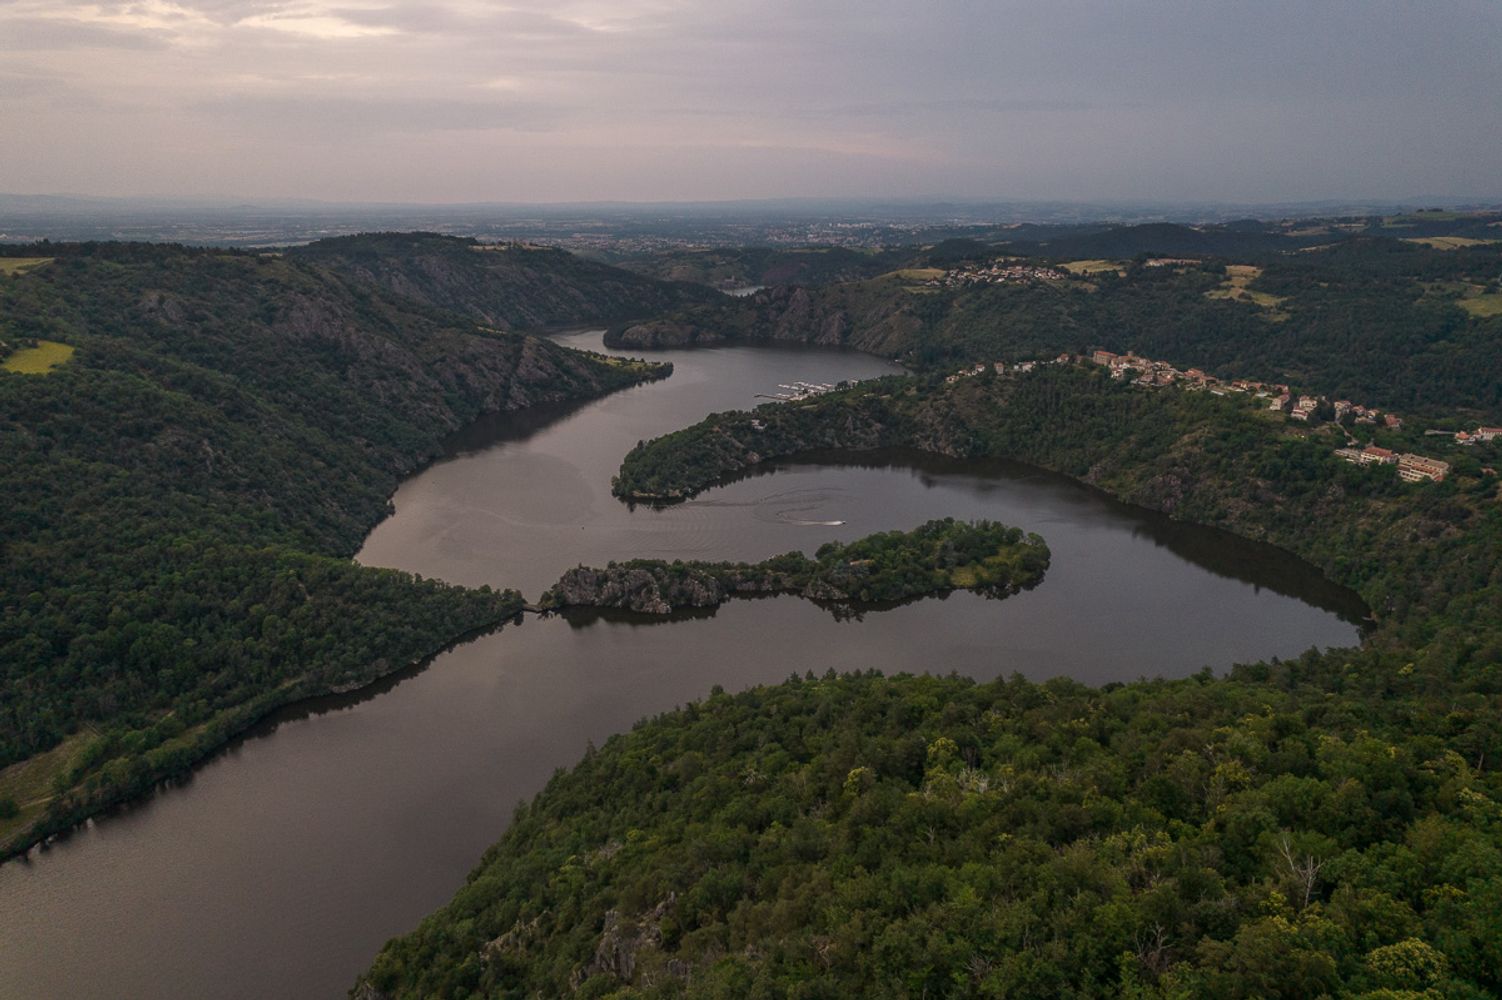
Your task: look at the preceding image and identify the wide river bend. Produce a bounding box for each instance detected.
[0,332,1364,1000]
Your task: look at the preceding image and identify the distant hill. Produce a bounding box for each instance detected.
[288,232,718,329]
[1001,222,1308,259]
[614,245,907,289]
[610,236,1502,418]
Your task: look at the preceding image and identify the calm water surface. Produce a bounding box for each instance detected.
[0,332,1364,1000]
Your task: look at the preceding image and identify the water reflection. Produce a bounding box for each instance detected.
[712,449,1369,626]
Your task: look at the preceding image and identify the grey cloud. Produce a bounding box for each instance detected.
[656,98,1107,120]
[0,17,169,51]
[0,72,70,98]
[189,93,563,133]
[328,5,601,39]
[3,0,1501,202]
[819,99,1106,117]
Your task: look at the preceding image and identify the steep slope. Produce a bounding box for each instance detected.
[608,278,921,354]
[0,241,668,857]
[288,232,719,330]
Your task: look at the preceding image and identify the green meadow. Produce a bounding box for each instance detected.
[2,340,76,374]
[0,257,55,277]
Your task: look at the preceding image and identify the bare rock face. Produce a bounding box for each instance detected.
[349,983,393,1000]
[570,894,680,990]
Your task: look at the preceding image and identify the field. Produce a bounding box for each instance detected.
[1458,293,1502,318]
[0,257,54,276]
[1060,258,1125,275]
[2,339,76,374]
[0,730,94,841]
[884,267,945,281]
[1384,211,1469,225]
[1402,236,1498,250]
[1204,264,1288,309]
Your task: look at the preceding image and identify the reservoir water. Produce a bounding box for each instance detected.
[0,332,1365,1000]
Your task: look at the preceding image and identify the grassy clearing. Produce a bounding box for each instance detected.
[1204,264,1287,309]
[1402,236,1498,250]
[1060,259,1125,276]
[0,257,54,276]
[1459,294,1502,318]
[0,730,95,841]
[2,339,75,374]
[596,354,671,376]
[884,267,945,281]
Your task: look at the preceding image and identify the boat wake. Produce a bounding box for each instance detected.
[687,487,850,527]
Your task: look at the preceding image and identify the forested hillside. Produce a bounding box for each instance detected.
[0,241,668,857]
[360,366,1502,999]
[288,233,718,330]
[609,238,1502,419]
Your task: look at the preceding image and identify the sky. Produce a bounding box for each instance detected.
[2,0,1501,205]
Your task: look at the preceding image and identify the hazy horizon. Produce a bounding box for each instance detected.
[4,1,1501,205]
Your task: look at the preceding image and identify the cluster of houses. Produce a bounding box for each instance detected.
[1090,349,1287,399]
[1453,426,1502,446]
[924,262,1066,289]
[944,354,1074,384]
[1088,350,1407,429]
[1286,397,1401,428]
[1332,445,1451,483]
[1084,350,1471,483]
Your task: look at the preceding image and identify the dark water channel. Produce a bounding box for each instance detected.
[0,332,1364,1000]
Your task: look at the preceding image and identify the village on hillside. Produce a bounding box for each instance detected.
[942,348,1498,485]
[921,261,1068,289]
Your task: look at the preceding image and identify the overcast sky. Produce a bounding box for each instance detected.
[2,0,1500,204]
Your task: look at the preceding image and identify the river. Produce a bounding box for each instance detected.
[0,331,1365,1000]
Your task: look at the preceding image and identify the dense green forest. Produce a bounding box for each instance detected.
[360,365,1502,998]
[540,519,1049,616]
[608,237,1502,419]
[0,239,672,857]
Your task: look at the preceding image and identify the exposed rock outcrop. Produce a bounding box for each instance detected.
[570,894,681,990]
